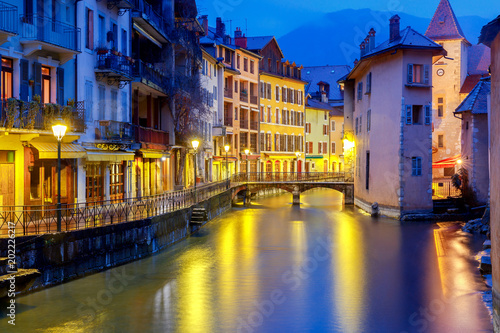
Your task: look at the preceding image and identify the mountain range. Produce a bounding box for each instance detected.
[277,9,490,67]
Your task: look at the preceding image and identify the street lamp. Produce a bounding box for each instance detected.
[224,144,230,187]
[52,117,67,232]
[192,140,199,202]
[244,149,250,182]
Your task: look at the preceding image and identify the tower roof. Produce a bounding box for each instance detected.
[425,0,467,41]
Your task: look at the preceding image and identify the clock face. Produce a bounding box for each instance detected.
[437,68,445,76]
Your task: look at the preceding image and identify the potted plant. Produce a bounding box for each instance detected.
[61,99,75,129]
[5,98,18,129]
[26,95,40,130]
[95,46,108,55]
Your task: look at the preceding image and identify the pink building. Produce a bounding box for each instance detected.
[478,15,500,332]
[454,77,491,205]
[343,16,445,219]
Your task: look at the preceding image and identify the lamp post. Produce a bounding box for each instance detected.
[192,140,199,203]
[52,117,67,232]
[224,144,230,188]
[244,148,250,182]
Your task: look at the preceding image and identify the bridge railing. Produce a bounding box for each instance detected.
[231,172,353,183]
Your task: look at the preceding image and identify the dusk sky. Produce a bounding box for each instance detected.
[196,0,500,38]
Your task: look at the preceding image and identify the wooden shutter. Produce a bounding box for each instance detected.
[89,9,94,50]
[406,105,412,125]
[20,59,29,101]
[276,86,279,101]
[424,105,431,125]
[57,67,64,105]
[407,64,413,83]
[267,83,271,99]
[323,142,327,154]
[282,87,285,102]
[33,62,42,98]
[423,65,430,85]
[366,72,371,93]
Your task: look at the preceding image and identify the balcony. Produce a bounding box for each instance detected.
[224,88,233,99]
[0,100,85,133]
[250,95,258,105]
[95,51,134,84]
[94,120,134,142]
[132,0,170,43]
[107,0,134,10]
[240,93,248,103]
[0,1,17,45]
[240,119,248,129]
[135,126,169,147]
[212,125,227,137]
[20,15,80,64]
[133,60,170,95]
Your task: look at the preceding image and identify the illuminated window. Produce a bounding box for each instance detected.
[42,66,51,104]
[437,97,444,117]
[1,58,13,101]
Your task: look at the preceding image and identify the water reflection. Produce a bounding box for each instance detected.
[0,189,492,333]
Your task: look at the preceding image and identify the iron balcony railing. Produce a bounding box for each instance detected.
[0,1,17,35]
[0,100,85,133]
[250,121,258,130]
[224,88,232,98]
[231,172,354,183]
[240,94,248,103]
[96,51,133,78]
[133,60,170,92]
[240,118,248,129]
[20,14,80,52]
[224,114,233,127]
[132,0,170,39]
[250,95,258,105]
[94,120,134,142]
[432,179,461,198]
[0,180,230,236]
[135,125,169,145]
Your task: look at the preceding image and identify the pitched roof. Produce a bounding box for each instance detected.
[455,77,490,114]
[306,98,338,113]
[459,74,489,94]
[468,44,491,75]
[425,0,467,41]
[302,65,351,101]
[479,16,500,47]
[246,36,285,59]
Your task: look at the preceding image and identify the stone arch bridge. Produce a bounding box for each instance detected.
[230,172,354,205]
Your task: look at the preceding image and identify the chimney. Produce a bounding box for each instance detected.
[360,41,366,57]
[354,58,359,66]
[200,15,208,36]
[364,36,370,53]
[368,28,376,51]
[216,17,225,37]
[234,27,247,48]
[389,15,401,42]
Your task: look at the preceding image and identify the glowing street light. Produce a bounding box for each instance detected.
[343,139,355,151]
[52,117,67,232]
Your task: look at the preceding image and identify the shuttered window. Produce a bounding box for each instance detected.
[408,64,430,84]
[20,59,29,101]
[57,67,64,105]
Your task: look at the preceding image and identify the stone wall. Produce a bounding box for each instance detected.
[0,191,231,294]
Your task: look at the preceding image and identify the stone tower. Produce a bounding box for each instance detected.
[425,0,470,178]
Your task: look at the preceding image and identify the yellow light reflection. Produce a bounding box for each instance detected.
[434,229,449,297]
[175,248,213,333]
[334,220,366,333]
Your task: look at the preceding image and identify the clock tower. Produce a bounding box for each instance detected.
[425,0,470,179]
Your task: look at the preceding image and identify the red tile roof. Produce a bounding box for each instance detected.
[460,74,486,94]
[425,0,467,42]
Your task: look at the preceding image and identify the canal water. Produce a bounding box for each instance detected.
[0,189,492,332]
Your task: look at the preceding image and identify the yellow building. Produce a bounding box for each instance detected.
[305,98,333,172]
[245,37,306,172]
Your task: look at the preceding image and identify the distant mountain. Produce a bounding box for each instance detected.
[277,9,490,67]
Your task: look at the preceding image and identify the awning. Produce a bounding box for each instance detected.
[306,155,326,160]
[264,153,300,159]
[433,155,461,168]
[213,156,238,161]
[86,151,135,162]
[31,142,86,159]
[141,151,168,159]
[240,154,260,160]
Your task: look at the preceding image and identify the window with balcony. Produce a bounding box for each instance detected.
[1,58,13,102]
[42,66,51,104]
[110,162,124,201]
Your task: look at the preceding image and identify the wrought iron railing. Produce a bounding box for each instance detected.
[20,14,80,52]
[224,88,233,98]
[224,114,233,127]
[432,180,461,198]
[135,125,169,145]
[0,180,230,236]
[240,94,248,103]
[94,120,134,142]
[96,51,133,77]
[0,100,85,132]
[132,0,170,39]
[250,95,258,105]
[231,172,354,183]
[250,121,258,130]
[0,1,17,34]
[133,60,170,92]
[240,118,248,129]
